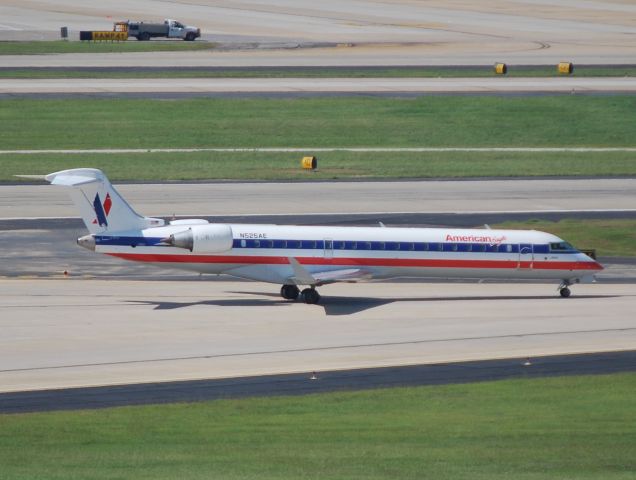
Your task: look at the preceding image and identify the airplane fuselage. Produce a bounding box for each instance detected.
[89,223,602,285]
[46,168,603,304]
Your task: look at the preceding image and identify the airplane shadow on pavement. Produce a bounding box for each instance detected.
[126,292,621,316]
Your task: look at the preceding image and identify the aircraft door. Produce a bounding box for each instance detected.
[323,239,334,259]
[518,244,534,269]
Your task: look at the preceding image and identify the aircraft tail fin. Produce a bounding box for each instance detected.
[46,168,164,233]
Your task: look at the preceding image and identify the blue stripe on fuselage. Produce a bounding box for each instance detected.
[95,235,165,247]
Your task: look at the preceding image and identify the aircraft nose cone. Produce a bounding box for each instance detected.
[77,234,96,251]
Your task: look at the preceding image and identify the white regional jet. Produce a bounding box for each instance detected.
[46,168,603,304]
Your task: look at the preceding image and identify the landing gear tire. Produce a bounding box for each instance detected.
[280,284,300,300]
[559,287,571,298]
[301,288,321,304]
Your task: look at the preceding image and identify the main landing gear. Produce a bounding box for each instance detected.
[280,285,321,304]
[280,284,300,300]
[301,288,321,304]
[558,280,572,298]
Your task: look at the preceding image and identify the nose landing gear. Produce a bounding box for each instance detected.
[558,280,572,298]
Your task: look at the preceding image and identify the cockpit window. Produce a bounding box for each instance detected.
[550,242,574,251]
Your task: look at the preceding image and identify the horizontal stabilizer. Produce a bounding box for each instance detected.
[47,173,100,187]
[13,174,47,181]
[45,169,106,187]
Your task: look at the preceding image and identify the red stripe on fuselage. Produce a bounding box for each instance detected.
[106,253,602,271]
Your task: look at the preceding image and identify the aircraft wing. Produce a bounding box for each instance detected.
[287,257,372,286]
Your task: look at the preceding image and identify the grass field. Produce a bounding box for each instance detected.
[493,219,636,258]
[0,40,213,55]
[1,65,635,79]
[2,151,635,182]
[0,373,634,479]
[1,96,634,181]
[1,96,634,150]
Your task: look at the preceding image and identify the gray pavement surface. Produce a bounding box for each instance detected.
[3,178,634,280]
[2,179,635,396]
[1,77,635,95]
[2,350,635,413]
[2,0,635,408]
[2,0,635,66]
[1,211,634,282]
[3,178,635,219]
[1,279,635,394]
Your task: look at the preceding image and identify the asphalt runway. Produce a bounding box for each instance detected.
[2,0,635,66]
[2,351,635,413]
[3,178,635,279]
[1,77,635,95]
[1,211,635,282]
[1,279,635,396]
[2,0,635,410]
[2,179,635,402]
[3,178,636,219]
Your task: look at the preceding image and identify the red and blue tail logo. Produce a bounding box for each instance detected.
[92,193,112,227]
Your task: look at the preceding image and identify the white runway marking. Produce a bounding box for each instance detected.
[2,147,636,155]
[0,24,22,31]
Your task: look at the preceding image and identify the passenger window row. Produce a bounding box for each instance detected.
[235,239,555,254]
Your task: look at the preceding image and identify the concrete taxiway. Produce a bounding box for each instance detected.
[3,178,636,219]
[3,351,635,413]
[2,0,635,66]
[1,77,636,95]
[2,210,635,281]
[2,178,635,397]
[1,279,635,394]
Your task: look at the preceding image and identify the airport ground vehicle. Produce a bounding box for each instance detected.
[46,169,603,304]
[120,19,201,41]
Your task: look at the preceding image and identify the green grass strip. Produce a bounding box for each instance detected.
[0,65,635,78]
[1,151,635,182]
[1,96,635,150]
[0,40,213,55]
[1,373,635,479]
[494,219,636,257]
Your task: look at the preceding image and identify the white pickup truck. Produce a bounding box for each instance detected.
[125,19,201,41]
